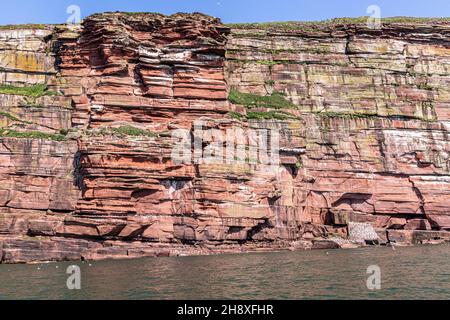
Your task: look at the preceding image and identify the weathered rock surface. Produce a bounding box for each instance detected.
[0,14,449,263]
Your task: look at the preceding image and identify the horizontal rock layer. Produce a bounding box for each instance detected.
[0,13,449,263]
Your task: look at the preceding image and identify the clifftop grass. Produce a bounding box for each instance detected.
[0,24,47,30]
[227,16,450,30]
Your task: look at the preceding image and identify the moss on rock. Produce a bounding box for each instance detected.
[228,89,296,109]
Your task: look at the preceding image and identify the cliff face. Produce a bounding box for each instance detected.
[226,22,450,241]
[0,13,449,263]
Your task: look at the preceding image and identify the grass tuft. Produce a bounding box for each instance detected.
[228,111,244,120]
[111,125,158,137]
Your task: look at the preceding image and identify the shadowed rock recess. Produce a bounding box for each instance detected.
[0,12,449,263]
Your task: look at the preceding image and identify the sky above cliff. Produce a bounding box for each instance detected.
[0,0,449,25]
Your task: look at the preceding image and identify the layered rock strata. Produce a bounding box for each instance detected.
[0,14,449,263]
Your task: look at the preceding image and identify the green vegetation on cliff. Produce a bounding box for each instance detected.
[314,111,378,119]
[110,125,158,137]
[314,110,437,122]
[228,111,244,120]
[228,89,296,109]
[0,84,59,98]
[228,110,299,121]
[91,125,159,138]
[0,129,66,141]
[0,111,32,124]
[247,111,298,120]
[228,89,300,120]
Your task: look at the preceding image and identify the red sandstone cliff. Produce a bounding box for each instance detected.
[0,13,449,263]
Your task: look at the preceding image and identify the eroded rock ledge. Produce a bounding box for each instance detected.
[0,13,449,263]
